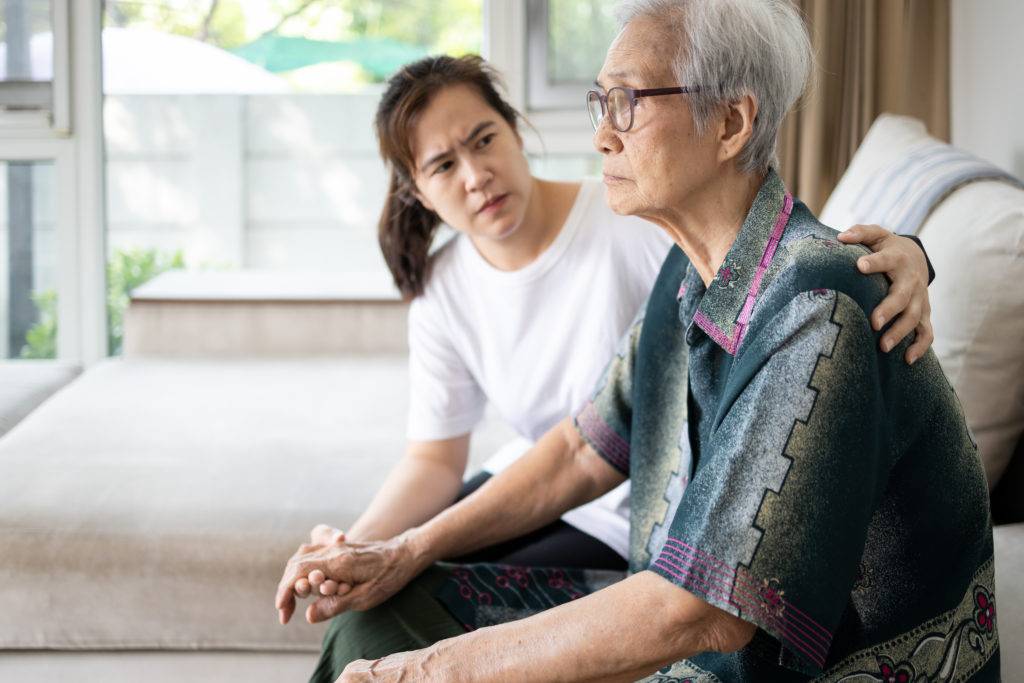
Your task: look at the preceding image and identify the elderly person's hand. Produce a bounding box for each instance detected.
[838,224,933,363]
[336,650,436,682]
[276,530,429,625]
[285,524,348,603]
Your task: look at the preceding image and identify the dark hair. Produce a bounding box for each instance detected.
[375,54,521,299]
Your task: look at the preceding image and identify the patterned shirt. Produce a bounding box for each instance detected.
[574,170,999,681]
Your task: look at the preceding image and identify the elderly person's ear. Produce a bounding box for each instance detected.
[718,94,759,164]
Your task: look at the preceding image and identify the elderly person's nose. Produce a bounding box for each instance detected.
[593,117,623,155]
[462,156,493,193]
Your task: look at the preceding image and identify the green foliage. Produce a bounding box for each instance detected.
[548,0,619,83]
[104,0,483,81]
[106,248,186,356]
[18,290,57,360]
[16,248,186,358]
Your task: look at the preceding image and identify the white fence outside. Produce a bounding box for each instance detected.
[1,93,600,355]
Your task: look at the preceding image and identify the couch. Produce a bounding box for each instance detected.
[0,114,1020,681]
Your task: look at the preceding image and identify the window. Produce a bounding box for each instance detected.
[0,159,56,359]
[101,1,484,352]
[0,0,70,132]
[526,0,618,112]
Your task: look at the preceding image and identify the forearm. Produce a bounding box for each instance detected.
[410,417,622,564]
[347,440,467,543]
[421,571,734,682]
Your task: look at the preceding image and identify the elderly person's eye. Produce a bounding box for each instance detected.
[477,133,496,149]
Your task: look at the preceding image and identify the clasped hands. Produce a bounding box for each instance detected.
[275,524,428,626]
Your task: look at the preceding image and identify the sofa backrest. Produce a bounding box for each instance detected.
[820,114,1024,494]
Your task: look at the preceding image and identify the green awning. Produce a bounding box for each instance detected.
[231,34,427,80]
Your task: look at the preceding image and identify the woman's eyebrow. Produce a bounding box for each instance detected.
[419,121,496,172]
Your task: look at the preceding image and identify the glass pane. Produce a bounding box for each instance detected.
[0,0,53,81]
[547,0,618,85]
[0,160,57,359]
[102,1,483,354]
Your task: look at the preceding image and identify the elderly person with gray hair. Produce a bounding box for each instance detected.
[277,1,998,680]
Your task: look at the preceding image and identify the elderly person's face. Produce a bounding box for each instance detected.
[593,16,726,221]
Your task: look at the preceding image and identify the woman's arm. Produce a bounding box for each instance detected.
[339,571,755,683]
[345,435,470,543]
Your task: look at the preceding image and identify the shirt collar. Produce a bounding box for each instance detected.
[689,170,794,355]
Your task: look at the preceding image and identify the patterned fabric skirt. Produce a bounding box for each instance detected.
[310,562,625,683]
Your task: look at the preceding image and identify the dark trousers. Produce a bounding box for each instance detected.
[309,472,627,681]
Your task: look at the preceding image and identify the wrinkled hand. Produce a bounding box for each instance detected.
[337,649,438,682]
[838,225,933,364]
[288,524,349,604]
[276,530,427,625]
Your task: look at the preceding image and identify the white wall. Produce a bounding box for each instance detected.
[951,0,1024,178]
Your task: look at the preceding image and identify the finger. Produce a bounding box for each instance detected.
[295,577,311,599]
[856,250,899,276]
[905,321,933,365]
[307,584,365,623]
[279,603,293,626]
[311,524,343,546]
[320,579,339,596]
[309,569,326,588]
[838,224,889,246]
[880,300,922,353]
[276,561,314,611]
[331,529,346,545]
[870,286,912,331]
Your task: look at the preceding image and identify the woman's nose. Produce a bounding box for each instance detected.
[463,158,493,192]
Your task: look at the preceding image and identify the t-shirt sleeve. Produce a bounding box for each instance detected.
[406,295,486,441]
[649,290,892,676]
[572,304,645,477]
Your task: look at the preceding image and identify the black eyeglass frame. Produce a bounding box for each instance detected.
[587,85,703,132]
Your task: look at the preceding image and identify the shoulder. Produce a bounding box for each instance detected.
[761,200,888,323]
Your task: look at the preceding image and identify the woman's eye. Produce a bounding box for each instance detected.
[477,133,496,148]
[433,160,453,175]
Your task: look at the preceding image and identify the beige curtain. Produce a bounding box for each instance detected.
[777,0,950,214]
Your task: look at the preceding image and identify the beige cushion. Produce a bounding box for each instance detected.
[0,357,513,650]
[0,361,82,438]
[821,114,1024,487]
[994,523,1024,680]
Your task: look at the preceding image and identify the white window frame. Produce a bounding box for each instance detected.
[0,0,106,364]
[485,0,597,157]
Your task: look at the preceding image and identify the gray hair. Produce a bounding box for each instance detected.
[615,0,813,174]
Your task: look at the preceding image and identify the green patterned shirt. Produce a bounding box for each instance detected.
[574,171,999,681]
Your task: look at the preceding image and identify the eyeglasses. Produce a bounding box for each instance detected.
[586,85,702,133]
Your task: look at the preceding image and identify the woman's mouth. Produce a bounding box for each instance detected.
[479,194,509,214]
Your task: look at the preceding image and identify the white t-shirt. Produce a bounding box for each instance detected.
[406,179,673,559]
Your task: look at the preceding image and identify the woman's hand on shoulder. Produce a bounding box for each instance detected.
[838,224,933,364]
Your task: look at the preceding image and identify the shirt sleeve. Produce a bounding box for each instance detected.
[649,290,892,676]
[406,295,486,441]
[572,304,645,477]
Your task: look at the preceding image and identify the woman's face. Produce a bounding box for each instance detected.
[593,16,722,222]
[410,84,533,242]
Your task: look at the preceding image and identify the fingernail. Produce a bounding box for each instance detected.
[908,354,917,365]
[882,340,892,352]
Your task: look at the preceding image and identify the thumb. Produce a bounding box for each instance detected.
[306,592,350,623]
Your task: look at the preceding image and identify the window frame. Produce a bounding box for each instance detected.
[1,0,105,363]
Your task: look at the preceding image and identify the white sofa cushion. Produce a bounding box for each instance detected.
[821,114,1024,487]
[0,357,513,650]
[0,361,82,438]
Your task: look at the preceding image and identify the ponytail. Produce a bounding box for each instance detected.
[377,171,440,300]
